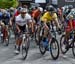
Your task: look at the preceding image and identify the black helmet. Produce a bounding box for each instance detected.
[46,5,55,12]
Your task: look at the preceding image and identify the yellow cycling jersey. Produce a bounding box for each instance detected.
[41,12,58,23]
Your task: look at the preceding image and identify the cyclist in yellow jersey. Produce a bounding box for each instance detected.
[41,6,60,30]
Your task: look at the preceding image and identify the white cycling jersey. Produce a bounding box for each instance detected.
[15,13,31,26]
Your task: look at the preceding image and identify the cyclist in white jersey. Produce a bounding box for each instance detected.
[15,8,32,54]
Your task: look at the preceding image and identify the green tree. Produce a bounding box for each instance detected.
[0,0,19,8]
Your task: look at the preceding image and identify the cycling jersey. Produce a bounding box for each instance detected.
[15,13,31,26]
[68,20,75,29]
[66,19,75,32]
[32,9,41,19]
[2,12,10,25]
[32,9,41,23]
[41,12,58,23]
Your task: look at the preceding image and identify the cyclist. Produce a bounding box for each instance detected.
[65,15,75,45]
[40,6,60,41]
[28,7,43,34]
[31,7,43,23]
[0,10,10,46]
[9,7,21,34]
[15,8,32,54]
[41,6,60,30]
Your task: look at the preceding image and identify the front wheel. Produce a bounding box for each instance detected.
[50,38,59,60]
[39,37,46,55]
[72,40,75,57]
[22,36,30,60]
[60,35,68,54]
[22,45,28,60]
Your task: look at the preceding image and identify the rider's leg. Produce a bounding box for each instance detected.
[43,23,50,41]
[2,25,8,43]
[4,25,9,40]
[65,26,71,45]
[15,35,21,53]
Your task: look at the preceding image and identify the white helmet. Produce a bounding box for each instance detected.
[38,7,43,12]
[20,8,28,13]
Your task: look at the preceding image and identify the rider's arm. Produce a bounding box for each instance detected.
[16,24,20,33]
[42,18,49,30]
[9,16,14,26]
[41,12,50,29]
[68,20,73,29]
[53,13,60,28]
[9,18,12,26]
[15,16,21,33]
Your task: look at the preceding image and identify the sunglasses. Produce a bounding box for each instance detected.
[21,12,26,14]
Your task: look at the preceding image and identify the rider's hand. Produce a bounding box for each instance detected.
[45,24,49,30]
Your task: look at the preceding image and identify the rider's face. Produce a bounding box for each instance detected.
[21,12,26,18]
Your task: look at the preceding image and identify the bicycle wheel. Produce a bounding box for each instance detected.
[50,38,59,60]
[72,40,75,57]
[35,29,40,45]
[22,35,30,60]
[39,37,46,55]
[60,35,68,54]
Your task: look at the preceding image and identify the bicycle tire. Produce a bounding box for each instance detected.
[39,37,46,55]
[35,30,40,45]
[60,35,68,54]
[50,38,59,60]
[72,40,75,57]
[22,35,30,60]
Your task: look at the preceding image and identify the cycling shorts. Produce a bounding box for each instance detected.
[18,25,26,32]
[15,25,26,38]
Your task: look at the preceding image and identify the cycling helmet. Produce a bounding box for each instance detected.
[47,5,55,12]
[38,7,43,12]
[20,8,28,13]
[68,5,73,9]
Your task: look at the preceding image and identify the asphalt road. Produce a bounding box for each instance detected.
[0,32,75,64]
